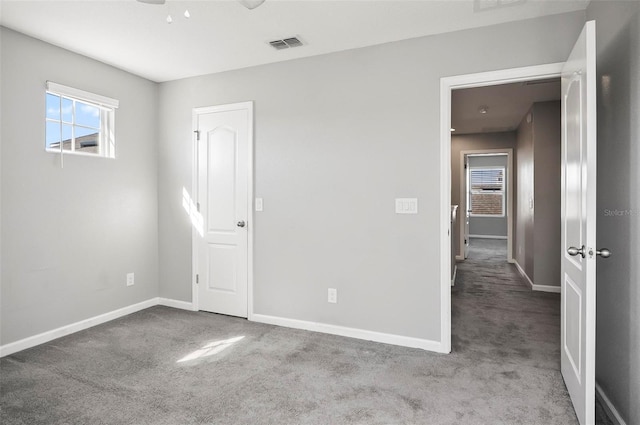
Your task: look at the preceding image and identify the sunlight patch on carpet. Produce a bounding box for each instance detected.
[177,336,245,363]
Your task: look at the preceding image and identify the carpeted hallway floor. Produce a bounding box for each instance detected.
[0,239,613,424]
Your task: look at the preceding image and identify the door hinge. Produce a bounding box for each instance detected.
[197,202,200,212]
[464,163,467,169]
[194,130,200,141]
[196,274,199,284]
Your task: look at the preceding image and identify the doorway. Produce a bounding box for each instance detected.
[458,150,513,262]
[440,63,564,352]
[440,21,599,422]
[439,63,564,354]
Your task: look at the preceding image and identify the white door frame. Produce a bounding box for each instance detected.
[459,149,514,262]
[191,101,255,319]
[439,63,563,353]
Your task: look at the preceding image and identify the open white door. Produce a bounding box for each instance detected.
[194,102,252,318]
[561,20,598,425]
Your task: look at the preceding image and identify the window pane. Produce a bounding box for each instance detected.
[75,101,100,129]
[62,124,73,151]
[46,93,61,120]
[75,126,99,153]
[46,121,61,149]
[44,85,116,158]
[62,98,73,123]
[470,169,503,190]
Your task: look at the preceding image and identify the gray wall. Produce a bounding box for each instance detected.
[532,101,561,287]
[514,101,560,286]
[468,155,509,238]
[515,107,535,279]
[451,132,517,257]
[587,1,640,424]
[0,28,159,345]
[158,12,585,341]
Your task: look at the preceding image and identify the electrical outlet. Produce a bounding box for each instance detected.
[328,288,337,304]
[255,198,263,212]
[126,272,135,286]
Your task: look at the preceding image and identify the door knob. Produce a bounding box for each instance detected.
[595,248,611,258]
[567,245,585,258]
[237,221,246,228]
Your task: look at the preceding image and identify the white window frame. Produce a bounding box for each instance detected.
[468,165,506,218]
[45,82,119,158]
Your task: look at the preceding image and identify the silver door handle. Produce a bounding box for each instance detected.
[567,245,585,258]
[595,248,611,258]
[237,221,246,228]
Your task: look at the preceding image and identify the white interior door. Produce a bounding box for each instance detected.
[561,21,597,425]
[195,102,252,318]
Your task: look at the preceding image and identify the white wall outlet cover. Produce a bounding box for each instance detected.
[255,198,263,212]
[126,272,135,286]
[328,288,337,303]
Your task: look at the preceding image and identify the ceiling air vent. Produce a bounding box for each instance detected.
[269,37,303,50]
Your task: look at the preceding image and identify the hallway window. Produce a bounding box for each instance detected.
[469,167,505,217]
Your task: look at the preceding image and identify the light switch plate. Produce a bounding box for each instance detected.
[255,198,263,212]
[395,198,418,214]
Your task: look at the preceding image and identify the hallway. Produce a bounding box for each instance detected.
[452,238,612,424]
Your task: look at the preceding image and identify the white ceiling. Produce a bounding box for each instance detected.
[0,0,590,83]
[451,78,561,134]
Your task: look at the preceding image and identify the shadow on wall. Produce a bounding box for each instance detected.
[593,3,639,422]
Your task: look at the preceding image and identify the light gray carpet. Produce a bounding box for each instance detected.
[1,239,614,424]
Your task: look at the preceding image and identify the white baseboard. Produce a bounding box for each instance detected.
[158,297,196,311]
[531,284,561,293]
[512,260,561,293]
[451,264,458,287]
[0,297,198,358]
[596,382,627,425]
[251,313,446,353]
[1,299,446,357]
[513,260,534,287]
[0,298,159,358]
[469,235,508,240]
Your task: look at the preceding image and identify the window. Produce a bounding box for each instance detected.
[45,82,119,158]
[469,167,505,217]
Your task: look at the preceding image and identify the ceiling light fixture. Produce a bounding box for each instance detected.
[166,14,173,24]
[237,0,266,9]
[478,105,489,114]
[184,9,190,18]
[137,0,266,10]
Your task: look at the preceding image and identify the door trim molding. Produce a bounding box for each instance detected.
[191,101,254,318]
[440,63,564,353]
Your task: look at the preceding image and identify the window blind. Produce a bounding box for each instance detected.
[470,168,504,191]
